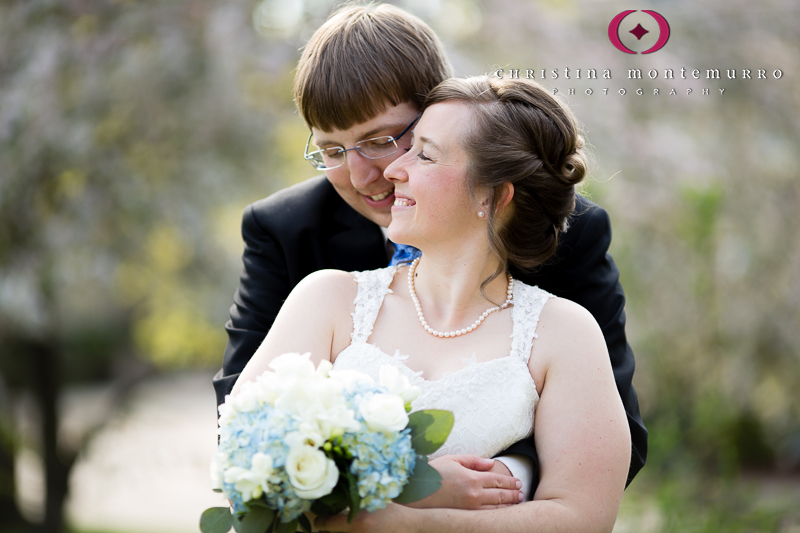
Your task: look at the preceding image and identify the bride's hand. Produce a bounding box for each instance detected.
[404,454,522,510]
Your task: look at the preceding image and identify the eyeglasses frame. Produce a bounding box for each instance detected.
[303,112,421,171]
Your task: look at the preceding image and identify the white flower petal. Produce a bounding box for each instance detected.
[315,359,333,378]
[359,393,409,433]
[286,445,339,499]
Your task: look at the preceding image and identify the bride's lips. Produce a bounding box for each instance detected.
[362,188,395,208]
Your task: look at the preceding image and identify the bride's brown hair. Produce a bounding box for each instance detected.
[423,77,587,287]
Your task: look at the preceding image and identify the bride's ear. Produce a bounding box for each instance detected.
[494,182,514,213]
[476,183,514,219]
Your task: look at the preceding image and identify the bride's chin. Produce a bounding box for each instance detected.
[386,226,409,244]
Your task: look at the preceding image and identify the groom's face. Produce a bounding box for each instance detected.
[310,102,419,228]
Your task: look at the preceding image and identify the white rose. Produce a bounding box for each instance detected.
[311,379,361,436]
[268,352,315,381]
[359,393,409,433]
[230,382,259,413]
[285,445,339,499]
[253,371,282,405]
[311,378,346,408]
[316,402,360,438]
[275,377,326,420]
[223,467,255,500]
[276,378,359,439]
[379,365,421,404]
[285,427,325,449]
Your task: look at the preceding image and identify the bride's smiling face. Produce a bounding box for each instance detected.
[384,101,483,249]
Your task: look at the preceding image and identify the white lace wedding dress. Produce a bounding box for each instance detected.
[332,266,552,459]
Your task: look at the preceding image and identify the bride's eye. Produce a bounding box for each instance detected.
[417,151,432,162]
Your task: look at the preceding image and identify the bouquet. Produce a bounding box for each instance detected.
[200,353,453,533]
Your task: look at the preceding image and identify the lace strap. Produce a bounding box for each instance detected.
[509,281,553,363]
[350,266,398,344]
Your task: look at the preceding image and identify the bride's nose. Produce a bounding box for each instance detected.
[384,151,410,182]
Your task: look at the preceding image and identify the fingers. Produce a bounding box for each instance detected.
[420,455,523,510]
[470,473,523,507]
[483,471,522,491]
[475,487,525,507]
[489,458,512,477]
[451,454,496,471]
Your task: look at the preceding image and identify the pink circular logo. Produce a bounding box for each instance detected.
[608,10,671,54]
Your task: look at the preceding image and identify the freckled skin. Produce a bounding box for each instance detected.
[384,102,482,252]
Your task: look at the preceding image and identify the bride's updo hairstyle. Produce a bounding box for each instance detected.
[423,76,587,276]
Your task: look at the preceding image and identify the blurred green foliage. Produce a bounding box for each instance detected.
[0,0,314,373]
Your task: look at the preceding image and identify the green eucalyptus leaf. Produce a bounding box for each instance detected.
[298,514,312,533]
[247,499,270,509]
[309,500,334,517]
[200,507,234,533]
[235,506,275,533]
[393,455,443,504]
[275,518,298,533]
[407,410,454,455]
[312,482,349,516]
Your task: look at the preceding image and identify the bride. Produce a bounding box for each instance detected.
[233,76,631,533]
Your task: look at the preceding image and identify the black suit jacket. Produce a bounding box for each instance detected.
[214,175,647,492]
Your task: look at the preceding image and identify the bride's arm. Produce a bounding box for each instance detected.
[316,298,631,533]
[232,269,357,394]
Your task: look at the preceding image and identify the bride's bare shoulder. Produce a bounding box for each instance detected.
[533,295,608,365]
[290,269,358,304]
[539,295,598,324]
[296,268,356,286]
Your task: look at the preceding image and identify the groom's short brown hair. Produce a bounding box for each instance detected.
[294,3,453,132]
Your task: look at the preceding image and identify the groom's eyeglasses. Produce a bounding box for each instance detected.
[303,113,420,171]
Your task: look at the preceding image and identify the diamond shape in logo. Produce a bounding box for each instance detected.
[609,10,670,54]
[630,23,649,40]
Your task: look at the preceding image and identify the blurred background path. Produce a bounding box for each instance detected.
[17,371,226,533]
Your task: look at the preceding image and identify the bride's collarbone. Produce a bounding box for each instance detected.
[367,304,515,379]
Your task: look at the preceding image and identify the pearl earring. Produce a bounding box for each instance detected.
[478,211,486,218]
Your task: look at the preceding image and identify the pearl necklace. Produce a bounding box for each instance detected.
[407,257,514,338]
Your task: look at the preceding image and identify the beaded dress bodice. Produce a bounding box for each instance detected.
[332,266,551,459]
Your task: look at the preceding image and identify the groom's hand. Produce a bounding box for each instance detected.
[404,454,522,510]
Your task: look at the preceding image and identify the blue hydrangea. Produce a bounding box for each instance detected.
[340,383,417,512]
[216,404,311,521]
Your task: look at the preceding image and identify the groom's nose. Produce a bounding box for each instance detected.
[347,150,388,190]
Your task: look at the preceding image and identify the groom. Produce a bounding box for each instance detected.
[214,4,647,501]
